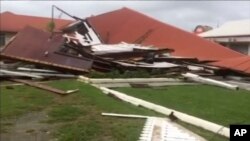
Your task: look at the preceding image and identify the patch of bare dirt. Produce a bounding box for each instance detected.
[1,111,54,141]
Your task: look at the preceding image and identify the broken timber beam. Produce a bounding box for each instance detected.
[10,79,78,95]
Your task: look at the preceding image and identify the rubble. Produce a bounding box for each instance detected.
[0,7,249,90]
[1,7,249,141]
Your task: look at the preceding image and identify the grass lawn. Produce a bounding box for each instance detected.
[1,80,231,141]
[115,85,250,127]
[0,79,159,141]
[0,84,54,119]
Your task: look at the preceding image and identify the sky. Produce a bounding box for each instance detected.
[1,1,250,31]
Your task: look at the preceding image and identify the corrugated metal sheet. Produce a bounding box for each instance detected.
[1,26,93,73]
[210,56,250,75]
[87,7,243,61]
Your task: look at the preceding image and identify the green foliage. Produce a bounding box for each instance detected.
[87,69,151,78]
[47,21,55,32]
[86,71,106,78]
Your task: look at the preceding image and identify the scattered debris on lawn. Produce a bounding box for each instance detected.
[98,87,230,138]
[102,113,206,141]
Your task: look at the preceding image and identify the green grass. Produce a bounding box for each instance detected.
[177,120,228,141]
[115,85,250,127]
[48,105,85,122]
[46,79,162,141]
[1,80,235,141]
[0,85,53,119]
[0,79,159,141]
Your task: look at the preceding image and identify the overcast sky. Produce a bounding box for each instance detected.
[1,1,250,31]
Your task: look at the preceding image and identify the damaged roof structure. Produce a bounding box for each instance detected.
[87,8,243,61]
[1,26,93,73]
[1,7,250,76]
[210,56,250,75]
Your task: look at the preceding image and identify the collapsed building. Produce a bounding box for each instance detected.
[0,7,250,78]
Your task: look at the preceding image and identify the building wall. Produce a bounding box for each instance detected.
[229,44,248,55]
[5,33,16,44]
[205,36,250,56]
[248,43,250,55]
[221,42,249,55]
[0,32,16,50]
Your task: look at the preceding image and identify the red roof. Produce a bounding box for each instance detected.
[210,56,250,75]
[0,11,72,32]
[88,8,243,61]
[1,26,92,72]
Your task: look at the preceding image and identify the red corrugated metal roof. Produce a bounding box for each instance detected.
[87,8,243,61]
[1,26,92,73]
[0,11,72,33]
[210,56,250,75]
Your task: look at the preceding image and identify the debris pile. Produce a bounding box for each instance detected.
[0,21,192,76]
[0,8,249,91]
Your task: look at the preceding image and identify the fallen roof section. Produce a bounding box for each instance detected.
[0,26,92,73]
[209,56,250,75]
[87,7,243,61]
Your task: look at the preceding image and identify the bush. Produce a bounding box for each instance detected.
[87,69,151,78]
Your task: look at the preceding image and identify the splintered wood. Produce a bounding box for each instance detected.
[10,79,78,95]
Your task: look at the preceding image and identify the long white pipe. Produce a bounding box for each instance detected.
[182,73,238,90]
[102,113,149,119]
[17,67,59,73]
[99,87,229,138]
[0,69,43,79]
[89,82,196,88]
